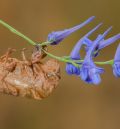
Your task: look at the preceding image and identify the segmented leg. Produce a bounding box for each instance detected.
[2,48,17,71]
[21,48,31,66]
[0,48,16,62]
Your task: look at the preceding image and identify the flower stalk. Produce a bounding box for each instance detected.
[0,19,115,66]
[0,17,119,85]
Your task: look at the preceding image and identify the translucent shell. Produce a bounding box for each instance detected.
[0,49,60,100]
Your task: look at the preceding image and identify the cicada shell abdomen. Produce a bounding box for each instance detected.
[0,49,60,100]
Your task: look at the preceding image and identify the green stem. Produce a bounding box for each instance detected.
[0,19,114,66]
[0,19,54,47]
[95,59,114,65]
[42,48,114,65]
[42,48,79,67]
[62,56,114,65]
[39,41,52,46]
[0,19,36,45]
[73,59,113,65]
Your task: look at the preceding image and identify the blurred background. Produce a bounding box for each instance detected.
[0,0,120,129]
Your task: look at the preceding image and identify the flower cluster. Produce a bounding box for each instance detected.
[47,16,120,85]
[0,16,120,85]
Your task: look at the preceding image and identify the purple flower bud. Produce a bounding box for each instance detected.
[47,16,95,45]
[113,44,120,77]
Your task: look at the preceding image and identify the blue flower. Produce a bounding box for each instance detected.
[83,28,120,57]
[80,63,104,84]
[113,44,120,77]
[66,23,102,75]
[47,16,95,45]
[70,23,102,59]
[66,63,81,75]
[79,28,111,85]
[99,33,120,49]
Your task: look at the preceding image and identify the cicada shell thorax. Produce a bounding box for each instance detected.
[0,48,60,100]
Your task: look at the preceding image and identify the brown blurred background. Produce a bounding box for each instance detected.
[0,0,120,129]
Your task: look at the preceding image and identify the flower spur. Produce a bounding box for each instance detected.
[66,23,102,75]
[83,30,120,57]
[47,16,95,45]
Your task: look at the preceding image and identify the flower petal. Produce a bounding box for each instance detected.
[66,63,80,75]
[113,44,120,77]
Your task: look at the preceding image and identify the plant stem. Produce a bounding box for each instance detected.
[0,20,36,45]
[42,48,114,65]
[95,60,114,65]
[0,19,114,66]
[42,48,79,67]
[39,41,52,46]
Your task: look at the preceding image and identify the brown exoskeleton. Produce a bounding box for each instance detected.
[0,46,60,100]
